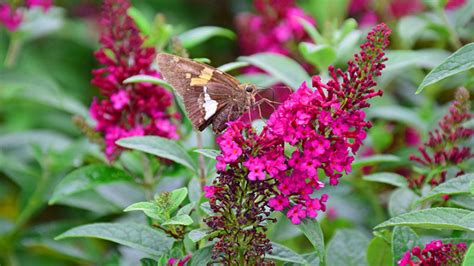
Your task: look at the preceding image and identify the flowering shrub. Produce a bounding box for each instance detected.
[1,0,473,265]
[203,23,391,263]
[398,240,467,266]
[408,88,473,188]
[236,0,315,71]
[89,0,178,159]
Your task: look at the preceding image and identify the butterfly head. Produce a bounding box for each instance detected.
[240,83,257,106]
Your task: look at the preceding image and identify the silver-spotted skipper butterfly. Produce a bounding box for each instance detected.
[157,53,258,133]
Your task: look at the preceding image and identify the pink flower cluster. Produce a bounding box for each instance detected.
[0,0,52,31]
[235,0,315,72]
[90,0,178,160]
[409,87,473,188]
[167,254,191,266]
[398,240,467,266]
[349,0,466,26]
[208,23,391,224]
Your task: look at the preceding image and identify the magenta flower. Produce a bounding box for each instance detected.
[398,240,467,266]
[0,3,23,31]
[203,186,218,198]
[446,0,466,9]
[26,0,53,11]
[89,0,178,160]
[236,0,315,72]
[389,0,424,18]
[349,0,466,25]
[409,88,473,188]
[0,0,53,32]
[205,23,391,263]
[167,254,191,266]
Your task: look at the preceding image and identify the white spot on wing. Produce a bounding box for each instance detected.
[203,86,218,120]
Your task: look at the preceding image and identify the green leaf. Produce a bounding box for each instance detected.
[55,223,174,257]
[22,238,96,262]
[122,75,185,114]
[463,243,474,266]
[188,229,208,243]
[116,136,197,172]
[471,181,474,196]
[193,58,211,64]
[335,18,358,43]
[299,43,336,71]
[193,149,219,159]
[49,164,133,204]
[217,62,250,72]
[177,203,194,216]
[58,190,121,215]
[391,226,421,266]
[366,106,426,130]
[123,75,174,91]
[451,195,474,210]
[127,7,151,35]
[419,173,474,202]
[0,71,88,117]
[178,26,235,49]
[298,18,325,44]
[162,215,193,226]
[375,208,474,232]
[168,187,188,213]
[367,236,393,266]
[188,178,201,203]
[389,188,419,217]
[384,49,450,73]
[363,172,408,188]
[189,246,213,266]
[352,155,401,168]
[124,202,165,222]
[397,16,428,48]
[267,242,308,264]
[326,229,369,266]
[417,43,474,93]
[298,219,325,264]
[238,53,310,89]
[140,258,158,266]
[454,0,474,28]
[235,73,280,88]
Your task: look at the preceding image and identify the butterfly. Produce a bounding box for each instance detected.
[156,53,259,133]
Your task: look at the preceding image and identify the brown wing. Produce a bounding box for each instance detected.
[156,53,240,96]
[156,53,242,131]
[185,81,236,131]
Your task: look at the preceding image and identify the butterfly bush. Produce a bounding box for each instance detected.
[0,0,52,31]
[398,240,467,266]
[235,0,315,72]
[408,87,473,188]
[89,0,178,160]
[349,0,466,26]
[205,23,391,264]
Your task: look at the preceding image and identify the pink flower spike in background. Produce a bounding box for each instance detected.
[89,0,178,160]
[0,3,23,31]
[26,0,53,11]
[398,240,467,266]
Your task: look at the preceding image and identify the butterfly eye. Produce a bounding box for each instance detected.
[245,86,253,93]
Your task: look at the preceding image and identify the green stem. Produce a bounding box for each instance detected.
[196,132,206,189]
[4,37,22,68]
[140,154,156,201]
[437,8,462,50]
[13,166,50,232]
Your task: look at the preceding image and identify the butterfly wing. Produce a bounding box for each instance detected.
[156,53,243,131]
